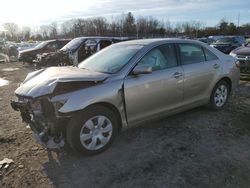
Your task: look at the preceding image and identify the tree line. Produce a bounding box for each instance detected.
[1,12,250,42]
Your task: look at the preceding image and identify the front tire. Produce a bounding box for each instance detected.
[58,62,68,66]
[66,106,118,155]
[209,80,230,110]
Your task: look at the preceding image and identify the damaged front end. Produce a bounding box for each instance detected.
[10,66,109,149]
[11,96,68,148]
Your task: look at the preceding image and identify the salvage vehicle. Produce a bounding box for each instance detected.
[11,39,240,155]
[18,39,71,63]
[210,36,245,54]
[34,37,122,68]
[230,41,250,76]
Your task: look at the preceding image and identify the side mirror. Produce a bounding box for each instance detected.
[132,64,152,75]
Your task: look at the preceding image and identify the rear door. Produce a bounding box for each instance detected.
[124,44,184,124]
[178,43,221,105]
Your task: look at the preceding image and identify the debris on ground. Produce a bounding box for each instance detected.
[0,78,10,87]
[0,158,14,170]
[18,164,24,169]
[1,68,19,72]
[0,53,9,63]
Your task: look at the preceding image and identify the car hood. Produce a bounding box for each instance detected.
[15,66,109,98]
[19,47,39,54]
[232,46,250,56]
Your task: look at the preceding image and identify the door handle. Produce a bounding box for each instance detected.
[213,64,220,69]
[173,72,182,79]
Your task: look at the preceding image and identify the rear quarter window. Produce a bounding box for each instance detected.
[203,47,218,61]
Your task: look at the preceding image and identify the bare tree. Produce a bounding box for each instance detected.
[92,17,108,36]
[165,20,173,35]
[40,25,50,39]
[123,12,136,36]
[61,20,75,38]
[2,12,250,42]
[2,22,19,40]
[21,26,31,40]
[49,22,58,39]
[136,17,148,38]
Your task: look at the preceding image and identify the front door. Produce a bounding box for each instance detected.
[124,44,184,124]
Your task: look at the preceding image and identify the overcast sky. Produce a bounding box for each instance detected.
[0,0,249,28]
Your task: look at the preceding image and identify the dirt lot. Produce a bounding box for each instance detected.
[0,62,250,188]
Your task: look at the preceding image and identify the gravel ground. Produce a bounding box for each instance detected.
[0,62,250,188]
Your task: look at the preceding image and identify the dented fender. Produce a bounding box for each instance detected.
[50,79,128,127]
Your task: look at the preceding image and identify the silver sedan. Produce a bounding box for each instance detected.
[11,38,240,155]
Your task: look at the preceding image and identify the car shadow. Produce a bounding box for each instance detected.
[41,106,216,188]
[42,81,250,188]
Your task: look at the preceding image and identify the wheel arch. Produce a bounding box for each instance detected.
[83,102,123,132]
[218,77,232,93]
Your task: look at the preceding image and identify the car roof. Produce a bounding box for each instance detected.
[43,39,71,42]
[114,38,203,46]
[220,36,243,38]
[72,36,122,40]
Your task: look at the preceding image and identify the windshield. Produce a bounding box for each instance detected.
[216,38,234,43]
[78,44,143,74]
[35,41,50,49]
[61,38,85,51]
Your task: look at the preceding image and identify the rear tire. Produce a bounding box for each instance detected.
[209,80,230,110]
[66,105,118,155]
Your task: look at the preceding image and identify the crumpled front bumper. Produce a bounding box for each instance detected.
[11,100,31,123]
[10,98,66,148]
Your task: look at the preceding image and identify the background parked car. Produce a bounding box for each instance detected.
[18,39,71,63]
[210,36,245,54]
[197,37,209,44]
[0,41,19,62]
[34,37,123,68]
[207,35,224,44]
[230,41,250,76]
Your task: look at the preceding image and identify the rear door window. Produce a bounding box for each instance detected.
[178,44,205,65]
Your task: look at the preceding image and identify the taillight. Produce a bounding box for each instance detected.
[235,60,240,68]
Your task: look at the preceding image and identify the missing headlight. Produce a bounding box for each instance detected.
[53,100,67,112]
[53,81,96,96]
[30,100,42,111]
